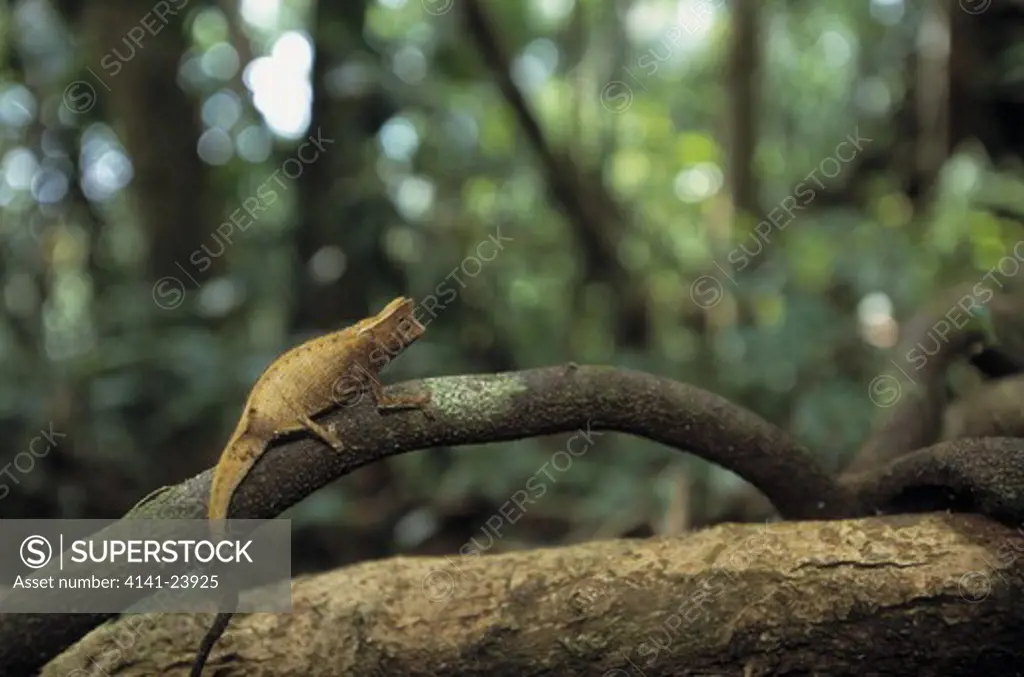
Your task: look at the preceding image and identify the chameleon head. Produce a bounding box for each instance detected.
[360,296,425,350]
[329,297,425,407]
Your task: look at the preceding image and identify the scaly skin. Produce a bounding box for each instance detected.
[191,296,429,677]
[207,296,427,528]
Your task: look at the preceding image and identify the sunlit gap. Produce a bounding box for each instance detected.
[858,292,898,349]
[241,29,314,140]
[631,0,722,45]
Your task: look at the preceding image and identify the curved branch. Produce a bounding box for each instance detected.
[9,366,1024,674]
[707,286,992,527]
[0,365,852,675]
[845,285,985,474]
[849,437,1024,525]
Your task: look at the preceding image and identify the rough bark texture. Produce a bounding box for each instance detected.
[7,365,1024,675]
[42,514,1024,676]
[0,366,850,675]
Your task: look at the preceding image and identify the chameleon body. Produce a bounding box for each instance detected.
[190,296,429,676]
[207,295,428,530]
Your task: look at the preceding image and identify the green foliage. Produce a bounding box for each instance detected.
[0,0,1021,544]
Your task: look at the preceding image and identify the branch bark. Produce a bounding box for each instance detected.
[844,283,986,474]
[7,366,1024,675]
[707,286,989,526]
[0,366,849,675]
[42,514,1024,676]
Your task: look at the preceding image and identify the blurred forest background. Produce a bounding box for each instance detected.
[0,0,1022,576]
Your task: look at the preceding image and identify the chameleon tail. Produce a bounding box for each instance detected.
[207,434,264,526]
[194,434,261,674]
[190,606,237,677]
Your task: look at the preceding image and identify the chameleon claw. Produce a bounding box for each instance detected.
[326,422,347,452]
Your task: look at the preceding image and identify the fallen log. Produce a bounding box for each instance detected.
[42,513,1024,676]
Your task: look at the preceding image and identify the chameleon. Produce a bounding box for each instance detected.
[190,295,430,677]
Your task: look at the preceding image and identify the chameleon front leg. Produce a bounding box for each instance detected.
[314,380,432,448]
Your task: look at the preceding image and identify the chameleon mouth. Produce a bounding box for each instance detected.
[392,296,425,340]
[406,305,426,333]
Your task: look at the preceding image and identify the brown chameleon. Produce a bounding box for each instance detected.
[191,295,429,676]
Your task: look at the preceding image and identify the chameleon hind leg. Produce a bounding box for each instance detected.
[297,413,345,452]
[273,385,347,452]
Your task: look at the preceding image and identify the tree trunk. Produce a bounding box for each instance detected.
[80,0,213,284]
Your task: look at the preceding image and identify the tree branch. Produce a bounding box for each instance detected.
[849,437,1024,524]
[844,283,985,474]
[11,366,1024,674]
[42,514,1024,676]
[0,365,850,675]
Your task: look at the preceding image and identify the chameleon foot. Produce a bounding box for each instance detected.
[300,414,345,453]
